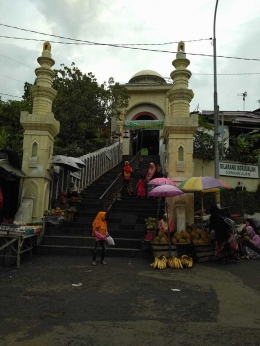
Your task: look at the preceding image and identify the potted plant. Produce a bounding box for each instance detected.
[145,217,157,236]
[145,217,157,230]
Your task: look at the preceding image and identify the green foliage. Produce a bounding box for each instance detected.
[226,134,260,164]
[193,117,259,164]
[23,63,129,156]
[195,188,260,216]
[194,130,215,161]
[0,99,29,159]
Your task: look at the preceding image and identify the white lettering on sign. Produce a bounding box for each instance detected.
[219,162,259,179]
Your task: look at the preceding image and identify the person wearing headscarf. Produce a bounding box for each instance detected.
[241,222,260,259]
[92,211,109,265]
[145,163,157,182]
[158,213,175,234]
[122,161,133,195]
[209,206,239,262]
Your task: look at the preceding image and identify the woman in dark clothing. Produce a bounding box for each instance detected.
[209,206,239,262]
[240,222,260,259]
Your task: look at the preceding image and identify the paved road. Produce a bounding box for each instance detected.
[0,256,260,346]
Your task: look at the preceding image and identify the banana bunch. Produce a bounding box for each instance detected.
[180,255,193,268]
[167,256,183,269]
[150,255,167,270]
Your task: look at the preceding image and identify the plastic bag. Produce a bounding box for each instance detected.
[107,235,115,246]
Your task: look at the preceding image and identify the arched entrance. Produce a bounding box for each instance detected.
[130,114,160,155]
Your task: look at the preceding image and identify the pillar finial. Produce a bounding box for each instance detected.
[30,41,57,114]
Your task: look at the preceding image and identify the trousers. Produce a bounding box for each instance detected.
[92,240,106,261]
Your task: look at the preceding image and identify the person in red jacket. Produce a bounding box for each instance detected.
[136,178,146,198]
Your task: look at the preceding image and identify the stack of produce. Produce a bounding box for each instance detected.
[152,231,168,244]
[171,228,212,245]
[44,208,66,217]
[150,255,167,269]
[168,255,193,269]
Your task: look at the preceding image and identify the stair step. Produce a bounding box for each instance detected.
[44,228,146,238]
[40,155,162,258]
[35,245,150,258]
[41,235,143,249]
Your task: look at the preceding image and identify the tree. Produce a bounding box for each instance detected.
[23,64,129,156]
[226,134,260,164]
[193,116,260,164]
[0,99,29,159]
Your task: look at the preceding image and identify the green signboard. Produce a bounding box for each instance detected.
[124,120,164,130]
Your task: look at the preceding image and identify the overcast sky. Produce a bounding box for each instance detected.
[0,0,259,112]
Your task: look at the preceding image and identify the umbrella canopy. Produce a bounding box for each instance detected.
[68,157,85,168]
[148,177,176,187]
[178,176,227,192]
[148,185,184,198]
[51,155,80,172]
[201,180,231,193]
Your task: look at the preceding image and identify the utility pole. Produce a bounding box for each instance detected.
[213,0,219,179]
[237,91,247,111]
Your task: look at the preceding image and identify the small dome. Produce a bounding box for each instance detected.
[129,70,166,84]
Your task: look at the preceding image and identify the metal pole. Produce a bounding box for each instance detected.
[213,0,219,178]
[221,110,224,159]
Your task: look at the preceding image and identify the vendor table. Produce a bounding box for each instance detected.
[0,232,42,268]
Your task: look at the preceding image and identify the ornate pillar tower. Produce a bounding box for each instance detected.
[163,42,198,229]
[19,42,60,222]
[163,41,198,180]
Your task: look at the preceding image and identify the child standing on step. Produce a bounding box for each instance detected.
[92,211,108,266]
[136,177,146,198]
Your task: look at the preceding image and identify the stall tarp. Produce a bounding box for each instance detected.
[0,161,26,178]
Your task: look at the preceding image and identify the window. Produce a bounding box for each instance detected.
[178,146,184,161]
[32,142,38,157]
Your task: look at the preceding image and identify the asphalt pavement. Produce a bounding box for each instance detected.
[0,255,260,346]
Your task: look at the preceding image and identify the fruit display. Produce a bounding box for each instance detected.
[167,256,184,269]
[152,230,169,244]
[171,228,213,245]
[150,255,167,270]
[44,208,65,216]
[150,254,193,270]
[168,255,193,269]
[43,206,76,217]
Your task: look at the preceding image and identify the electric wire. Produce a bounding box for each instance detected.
[0,53,34,69]
[0,34,211,46]
[0,23,259,61]
[0,73,25,83]
[0,92,22,98]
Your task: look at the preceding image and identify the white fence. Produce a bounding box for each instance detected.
[51,142,122,200]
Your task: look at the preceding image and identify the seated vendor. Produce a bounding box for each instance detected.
[68,182,80,198]
[158,213,175,234]
[54,192,70,210]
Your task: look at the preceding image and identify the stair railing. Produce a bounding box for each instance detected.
[50,142,122,201]
[99,150,142,212]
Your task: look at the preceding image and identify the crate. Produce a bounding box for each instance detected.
[64,212,74,222]
[151,242,177,258]
[176,243,216,263]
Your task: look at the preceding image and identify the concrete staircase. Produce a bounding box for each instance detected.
[36,155,164,258]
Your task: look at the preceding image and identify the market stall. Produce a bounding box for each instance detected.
[0,223,43,267]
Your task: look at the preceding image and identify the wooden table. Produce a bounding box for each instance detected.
[0,232,42,268]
